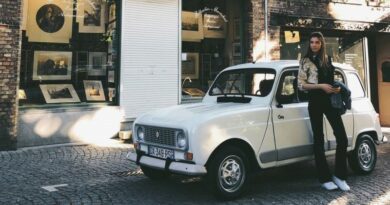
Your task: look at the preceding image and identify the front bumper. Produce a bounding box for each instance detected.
[126,151,207,176]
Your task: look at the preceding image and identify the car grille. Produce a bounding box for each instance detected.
[144,126,176,147]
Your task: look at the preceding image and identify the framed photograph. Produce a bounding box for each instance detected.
[108,70,115,83]
[88,52,107,76]
[108,88,116,102]
[26,0,73,43]
[83,80,106,101]
[203,14,227,38]
[182,11,204,42]
[40,84,80,103]
[77,0,106,33]
[33,51,72,81]
[182,53,199,79]
[233,17,241,40]
[232,43,241,57]
[108,2,116,23]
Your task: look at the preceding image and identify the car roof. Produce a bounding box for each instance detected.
[223,60,356,72]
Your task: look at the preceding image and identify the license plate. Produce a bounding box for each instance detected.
[148,146,174,159]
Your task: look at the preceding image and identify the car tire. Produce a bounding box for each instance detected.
[348,134,377,175]
[206,146,249,200]
[141,165,170,180]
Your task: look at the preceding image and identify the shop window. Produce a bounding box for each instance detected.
[181,0,247,103]
[19,0,120,107]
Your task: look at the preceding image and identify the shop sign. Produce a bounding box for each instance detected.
[195,7,228,29]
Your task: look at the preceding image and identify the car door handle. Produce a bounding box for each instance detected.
[278,115,284,120]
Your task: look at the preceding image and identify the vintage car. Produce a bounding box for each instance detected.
[127,60,386,199]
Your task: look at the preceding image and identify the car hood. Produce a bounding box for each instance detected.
[135,102,269,127]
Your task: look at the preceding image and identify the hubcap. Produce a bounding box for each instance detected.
[218,155,245,193]
[358,141,373,169]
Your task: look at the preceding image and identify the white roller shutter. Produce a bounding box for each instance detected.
[120,0,180,119]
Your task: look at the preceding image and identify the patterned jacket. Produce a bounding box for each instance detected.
[298,57,319,90]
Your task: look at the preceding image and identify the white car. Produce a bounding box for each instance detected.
[127,60,386,199]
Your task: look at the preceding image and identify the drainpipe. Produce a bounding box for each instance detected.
[264,0,268,60]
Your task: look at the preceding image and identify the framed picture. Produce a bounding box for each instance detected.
[108,2,116,23]
[83,80,106,101]
[88,52,107,76]
[40,84,80,103]
[108,88,116,102]
[182,11,204,42]
[33,51,72,81]
[182,53,199,79]
[233,17,241,40]
[232,43,241,57]
[26,0,73,43]
[77,0,106,33]
[203,14,227,38]
[108,70,115,83]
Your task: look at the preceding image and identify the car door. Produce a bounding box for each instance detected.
[272,68,315,162]
[324,69,354,150]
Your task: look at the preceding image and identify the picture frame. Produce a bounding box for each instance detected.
[83,80,106,101]
[182,11,204,42]
[88,52,107,76]
[203,14,227,39]
[108,2,116,23]
[26,0,73,43]
[182,53,199,79]
[40,84,80,103]
[77,0,106,33]
[232,43,242,57]
[108,70,115,83]
[233,17,241,40]
[33,51,72,81]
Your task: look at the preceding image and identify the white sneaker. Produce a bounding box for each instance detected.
[321,181,338,191]
[332,176,350,191]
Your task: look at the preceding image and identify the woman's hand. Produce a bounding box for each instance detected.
[319,84,337,94]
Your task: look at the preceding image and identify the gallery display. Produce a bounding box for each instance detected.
[20,0,119,106]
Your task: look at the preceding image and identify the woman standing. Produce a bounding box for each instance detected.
[298,32,350,191]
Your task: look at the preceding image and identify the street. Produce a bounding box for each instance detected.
[0,142,389,205]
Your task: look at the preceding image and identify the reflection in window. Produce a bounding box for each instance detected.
[346,73,365,98]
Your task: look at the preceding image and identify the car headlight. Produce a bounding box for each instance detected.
[176,131,187,149]
[137,126,145,141]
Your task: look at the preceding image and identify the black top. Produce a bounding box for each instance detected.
[308,55,335,103]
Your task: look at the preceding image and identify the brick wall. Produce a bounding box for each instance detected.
[0,0,22,150]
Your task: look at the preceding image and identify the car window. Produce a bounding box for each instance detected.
[210,68,276,97]
[346,73,365,98]
[334,70,345,84]
[276,70,299,104]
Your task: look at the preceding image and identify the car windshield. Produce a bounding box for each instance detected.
[209,68,276,97]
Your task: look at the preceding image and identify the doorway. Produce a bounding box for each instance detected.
[376,34,390,126]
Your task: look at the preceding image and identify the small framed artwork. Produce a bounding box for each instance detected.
[182,11,204,42]
[40,84,80,103]
[33,51,72,81]
[108,2,116,23]
[233,17,241,40]
[26,0,73,43]
[77,0,106,33]
[88,52,107,76]
[232,43,241,57]
[108,70,115,83]
[182,53,199,79]
[83,80,106,101]
[203,14,227,38]
[108,88,116,102]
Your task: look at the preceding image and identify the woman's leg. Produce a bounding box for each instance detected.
[309,104,332,183]
[324,108,348,180]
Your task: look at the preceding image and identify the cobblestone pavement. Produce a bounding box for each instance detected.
[0,142,389,205]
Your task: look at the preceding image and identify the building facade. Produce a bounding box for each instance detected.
[0,0,389,150]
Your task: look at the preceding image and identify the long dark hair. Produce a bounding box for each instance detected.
[304,32,328,68]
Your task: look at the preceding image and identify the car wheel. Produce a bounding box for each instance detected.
[206,146,249,200]
[348,134,377,175]
[141,165,170,180]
